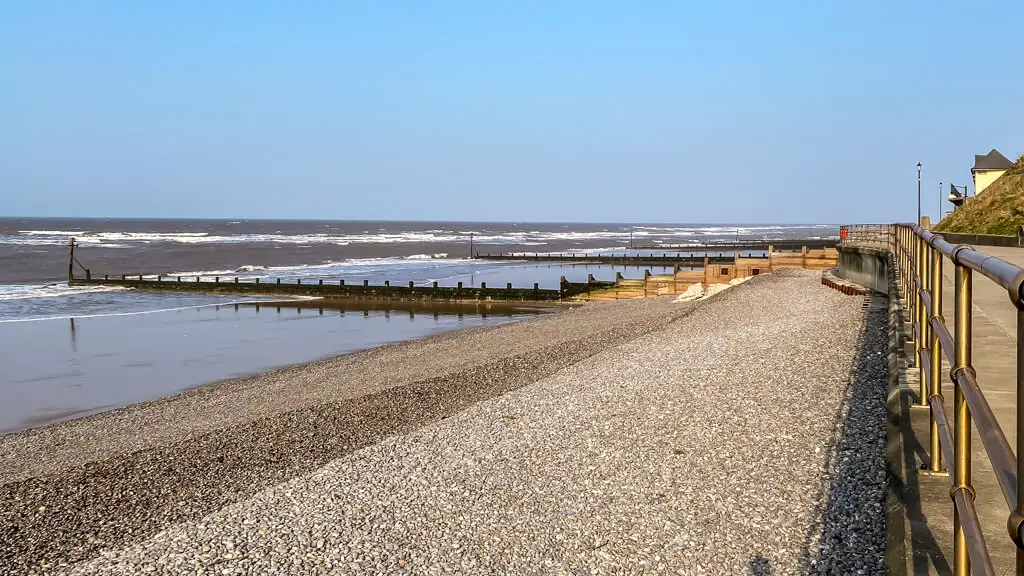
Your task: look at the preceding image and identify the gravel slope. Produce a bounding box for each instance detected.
[0,295,701,574]
[54,270,887,575]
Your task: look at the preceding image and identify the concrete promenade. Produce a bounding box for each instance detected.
[906,245,1024,574]
[0,271,888,575]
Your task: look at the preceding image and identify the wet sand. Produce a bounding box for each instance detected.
[0,295,696,574]
[0,300,542,434]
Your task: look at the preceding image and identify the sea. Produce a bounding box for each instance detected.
[0,218,837,432]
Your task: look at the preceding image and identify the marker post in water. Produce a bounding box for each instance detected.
[68,237,76,283]
[67,237,88,281]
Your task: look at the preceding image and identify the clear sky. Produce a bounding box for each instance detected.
[2,1,1022,223]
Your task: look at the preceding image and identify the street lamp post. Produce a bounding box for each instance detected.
[939,181,943,221]
[921,161,929,226]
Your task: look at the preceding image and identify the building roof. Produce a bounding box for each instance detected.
[972,148,1013,172]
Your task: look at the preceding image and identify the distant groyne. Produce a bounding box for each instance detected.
[630,238,836,251]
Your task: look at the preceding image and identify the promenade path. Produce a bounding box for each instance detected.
[906,245,1024,574]
[3,271,888,575]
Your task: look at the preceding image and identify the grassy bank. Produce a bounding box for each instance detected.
[935,155,1024,235]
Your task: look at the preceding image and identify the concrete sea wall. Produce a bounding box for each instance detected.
[935,229,1024,248]
[836,246,889,293]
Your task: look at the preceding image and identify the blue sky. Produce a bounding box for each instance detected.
[2,1,1022,223]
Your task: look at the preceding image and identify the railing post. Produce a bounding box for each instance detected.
[916,232,927,406]
[898,227,904,298]
[928,240,943,472]
[923,239,932,406]
[903,226,910,301]
[914,235,922,348]
[900,226,907,301]
[952,248,973,576]
[1016,302,1024,572]
[904,226,911,303]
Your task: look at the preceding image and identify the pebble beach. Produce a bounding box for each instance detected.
[0,269,888,575]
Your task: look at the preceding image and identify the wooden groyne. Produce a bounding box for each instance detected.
[475,238,837,263]
[65,241,839,303]
[68,275,611,302]
[584,249,840,300]
[474,253,738,265]
[632,238,836,251]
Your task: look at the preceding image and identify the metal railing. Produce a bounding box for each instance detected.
[878,223,1024,576]
[839,224,890,251]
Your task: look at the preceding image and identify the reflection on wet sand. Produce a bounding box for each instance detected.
[242,298,556,318]
[1,301,543,434]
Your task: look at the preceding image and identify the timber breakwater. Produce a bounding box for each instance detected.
[68,274,604,302]
[66,241,839,302]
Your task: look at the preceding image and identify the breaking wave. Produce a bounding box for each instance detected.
[2,225,839,249]
[0,283,130,302]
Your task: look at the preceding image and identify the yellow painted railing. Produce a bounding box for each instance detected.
[843,223,1024,576]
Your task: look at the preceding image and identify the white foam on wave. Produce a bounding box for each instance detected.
[18,230,88,236]
[164,254,472,279]
[405,253,449,260]
[0,283,130,302]
[0,298,306,324]
[1,225,839,248]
